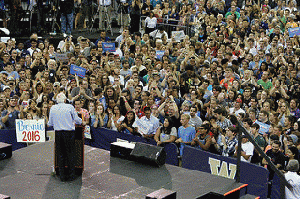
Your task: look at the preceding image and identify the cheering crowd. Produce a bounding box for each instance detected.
[1,0,300,192]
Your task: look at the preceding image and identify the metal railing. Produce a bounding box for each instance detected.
[234,121,292,199]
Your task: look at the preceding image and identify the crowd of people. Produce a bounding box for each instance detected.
[1,0,300,196]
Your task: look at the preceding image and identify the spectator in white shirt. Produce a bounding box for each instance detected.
[285,159,300,199]
[140,106,160,138]
[234,135,254,163]
[144,11,157,34]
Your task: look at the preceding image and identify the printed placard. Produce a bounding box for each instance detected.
[156,50,165,60]
[70,64,86,78]
[288,27,300,37]
[15,119,46,142]
[135,118,151,135]
[171,30,185,42]
[102,42,116,52]
[55,53,69,63]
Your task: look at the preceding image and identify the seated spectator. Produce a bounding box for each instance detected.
[139,106,160,138]
[107,105,124,131]
[214,106,233,130]
[93,103,108,128]
[263,140,286,183]
[154,116,177,146]
[1,96,24,129]
[23,99,41,120]
[191,123,213,151]
[118,110,139,135]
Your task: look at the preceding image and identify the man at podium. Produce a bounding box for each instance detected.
[48,93,83,181]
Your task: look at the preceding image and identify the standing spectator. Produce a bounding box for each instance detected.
[222,126,238,157]
[59,0,74,37]
[144,11,157,34]
[262,140,286,180]
[175,114,196,157]
[234,135,254,163]
[257,71,273,90]
[290,99,300,120]
[78,0,93,30]
[285,159,300,199]
[107,105,124,131]
[74,99,89,125]
[130,0,142,34]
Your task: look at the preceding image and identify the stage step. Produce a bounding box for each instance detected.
[197,183,249,199]
[240,194,260,199]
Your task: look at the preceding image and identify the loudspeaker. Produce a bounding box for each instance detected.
[130,142,166,167]
[0,194,10,199]
[0,142,12,160]
[110,142,135,160]
[146,188,176,199]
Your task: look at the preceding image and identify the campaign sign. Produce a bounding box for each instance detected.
[156,50,165,60]
[171,30,185,42]
[15,119,46,142]
[135,118,151,135]
[102,42,116,52]
[288,27,300,37]
[70,64,86,78]
[55,53,69,63]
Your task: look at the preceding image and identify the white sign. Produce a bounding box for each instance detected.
[84,125,92,139]
[15,119,46,142]
[135,118,151,136]
[171,30,185,42]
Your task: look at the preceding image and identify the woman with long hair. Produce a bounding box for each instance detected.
[118,110,138,135]
[41,103,49,124]
[100,75,111,89]
[88,101,97,127]
[23,99,41,119]
[107,105,124,131]
[279,100,291,127]
[154,117,177,146]
[93,103,108,128]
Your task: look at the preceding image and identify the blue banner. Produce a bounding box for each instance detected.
[85,127,179,166]
[102,42,116,52]
[182,146,269,199]
[70,64,86,78]
[288,27,300,37]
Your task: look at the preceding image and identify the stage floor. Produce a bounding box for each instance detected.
[0,141,244,199]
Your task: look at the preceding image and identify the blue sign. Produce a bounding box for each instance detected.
[288,27,300,37]
[70,64,86,78]
[102,42,116,52]
[156,50,165,60]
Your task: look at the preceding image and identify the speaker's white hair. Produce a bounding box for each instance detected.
[56,93,66,104]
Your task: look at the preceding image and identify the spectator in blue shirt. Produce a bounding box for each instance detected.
[175,113,196,156]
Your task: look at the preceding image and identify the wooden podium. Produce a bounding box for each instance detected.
[54,125,84,175]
